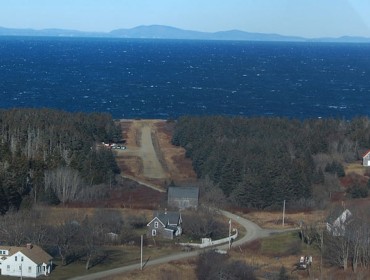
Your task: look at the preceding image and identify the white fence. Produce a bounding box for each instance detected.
[179,229,238,249]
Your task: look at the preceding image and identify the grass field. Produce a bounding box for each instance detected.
[39,244,179,280]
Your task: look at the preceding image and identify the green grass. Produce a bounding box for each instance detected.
[261,231,302,256]
[34,245,180,280]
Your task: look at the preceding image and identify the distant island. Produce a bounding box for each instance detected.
[1,25,370,43]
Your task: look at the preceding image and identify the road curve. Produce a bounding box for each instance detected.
[69,210,294,280]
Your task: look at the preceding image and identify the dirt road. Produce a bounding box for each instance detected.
[139,124,166,179]
[118,120,165,179]
[116,120,196,188]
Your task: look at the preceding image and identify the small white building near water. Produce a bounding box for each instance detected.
[0,243,53,278]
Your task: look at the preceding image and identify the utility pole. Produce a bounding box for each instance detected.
[140,235,143,270]
[282,200,286,227]
[228,219,232,249]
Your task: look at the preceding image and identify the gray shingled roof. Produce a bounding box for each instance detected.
[168,187,199,200]
[156,211,181,225]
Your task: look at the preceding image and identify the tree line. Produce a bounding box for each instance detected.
[172,116,370,209]
[0,108,121,214]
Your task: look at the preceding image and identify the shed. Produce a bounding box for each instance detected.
[168,187,199,209]
[362,150,370,166]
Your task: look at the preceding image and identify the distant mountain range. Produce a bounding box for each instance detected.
[1,25,370,43]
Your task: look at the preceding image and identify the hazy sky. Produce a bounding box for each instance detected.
[1,0,370,38]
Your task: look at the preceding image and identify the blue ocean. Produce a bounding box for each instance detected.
[1,36,370,119]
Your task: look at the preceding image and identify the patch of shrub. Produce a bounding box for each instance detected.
[347,185,368,198]
[196,251,257,280]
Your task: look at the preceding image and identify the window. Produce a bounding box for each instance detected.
[15,256,17,261]
[28,266,32,273]
[152,229,157,236]
[7,265,10,271]
[154,221,159,228]
[21,256,24,262]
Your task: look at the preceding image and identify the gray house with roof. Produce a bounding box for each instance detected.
[168,187,199,209]
[147,210,182,239]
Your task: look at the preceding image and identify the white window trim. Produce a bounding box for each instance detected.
[152,229,157,236]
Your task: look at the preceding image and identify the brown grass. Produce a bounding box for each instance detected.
[241,210,326,229]
[101,259,197,280]
[154,121,197,184]
[35,206,153,225]
[345,162,367,176]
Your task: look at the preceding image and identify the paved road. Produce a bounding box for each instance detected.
[69,210,296,280]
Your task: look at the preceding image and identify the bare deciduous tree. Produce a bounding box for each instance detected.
[44,167,82,204]
[325,233,350,270]
[182,208,228,240]
[54,219,81,266]
[199,176,226,208]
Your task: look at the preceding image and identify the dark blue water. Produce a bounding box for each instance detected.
[1,36,370,119]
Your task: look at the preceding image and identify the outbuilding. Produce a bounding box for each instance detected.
[168,187,199,209]
[362,150,370,166]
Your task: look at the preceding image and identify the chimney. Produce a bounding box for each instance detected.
[26,243,33,250]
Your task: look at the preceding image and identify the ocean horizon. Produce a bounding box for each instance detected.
[1,36,370,119]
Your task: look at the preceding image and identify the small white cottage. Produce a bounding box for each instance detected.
[0,244,52,278]
[363,150,370,166]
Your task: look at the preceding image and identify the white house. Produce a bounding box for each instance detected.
[326,209,352,236]
[0,243,53,278]
[362,150,370,166]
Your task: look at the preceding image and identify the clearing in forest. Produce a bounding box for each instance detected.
[115,120,197,189]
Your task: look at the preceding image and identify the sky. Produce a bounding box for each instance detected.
[0,0,370,38]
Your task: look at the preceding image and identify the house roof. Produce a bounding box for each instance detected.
[326,207,352,225]
[0,245,52,264]
[168,187,199,200]
[362,149,370,158]
[146,216,166,228]
[152,211,181,226]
